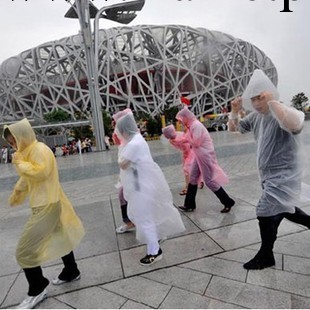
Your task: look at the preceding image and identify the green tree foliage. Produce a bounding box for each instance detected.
[291,92,309,111]
[43,109,70,122]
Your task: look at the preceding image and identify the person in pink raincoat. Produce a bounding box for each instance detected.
[162,124,203,195]
[175,107,235,213]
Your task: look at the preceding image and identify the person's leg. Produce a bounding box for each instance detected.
[244,213,284,270]
[140,225,162,266]
[17,267,49,309]
[116,187,135,233]
[213,187,235,213]
[284,207,310,228]
[179,160,199,212]
[23,266,49,296]
[52,251,80,285]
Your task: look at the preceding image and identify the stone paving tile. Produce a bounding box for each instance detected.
[205,276,295,309]
[283,255,310,275]
[141,266,212,295]
[180,256,247,282]
[246,268,310,298]
[120,233,223,277]
[207,218,305,251]
[120,300,152,309]
[101,276,171,308]
[214,248,283,270]
[55,286,127,309]
[36,297,73,309]
[159,287,242,309]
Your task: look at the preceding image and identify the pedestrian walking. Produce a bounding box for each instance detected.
[3,118,85,308]
[115,111,185,265]
[228,69,310,270]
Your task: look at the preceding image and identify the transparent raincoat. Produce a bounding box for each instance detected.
[115,114,185,243]
[176,108,229,191]
[4,119,85,268]
[162,124,195,177]
[239,69,307,216]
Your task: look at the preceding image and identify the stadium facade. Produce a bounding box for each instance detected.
[0,24,277,122]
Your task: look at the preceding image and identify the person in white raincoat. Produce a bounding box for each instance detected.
[115,111,185,266]
[228,69,310,270]
[3,119,85,309]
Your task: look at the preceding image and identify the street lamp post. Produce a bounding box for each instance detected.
[65,0,145,151]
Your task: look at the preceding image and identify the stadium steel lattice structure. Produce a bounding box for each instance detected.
[0,25,277,122]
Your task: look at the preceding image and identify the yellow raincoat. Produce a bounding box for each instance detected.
[4,118,85,268]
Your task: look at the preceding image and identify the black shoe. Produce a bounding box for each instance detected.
[220,199,235,213]
[178,206,195,212]
[243,256,275,270]
[140,248,163,266]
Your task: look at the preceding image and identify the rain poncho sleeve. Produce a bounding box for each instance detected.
[9,176,28,206]
[4,118,85,268]
[116,114,185,244]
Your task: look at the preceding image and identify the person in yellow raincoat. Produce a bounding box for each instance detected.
[3,118,85,309]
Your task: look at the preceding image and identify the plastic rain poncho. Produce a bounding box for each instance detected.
[162,124,195,177]
[239,70,307,216]
[116,114,185,243]
[4,118,85,268]
[176,108,228,191]
[242,69,279,112]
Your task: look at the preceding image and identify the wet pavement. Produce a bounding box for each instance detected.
[1,123,310,309]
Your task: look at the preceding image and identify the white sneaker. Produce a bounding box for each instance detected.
[52,274,80,286]
[17,289,47,309]
[116,223,135,234]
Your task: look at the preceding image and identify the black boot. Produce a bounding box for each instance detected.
[214,187,235,213]
[243,214,283,270]
[284,207,310,228]
[24,266,49,296]
[57,251,80,282]
[179,183,198,212]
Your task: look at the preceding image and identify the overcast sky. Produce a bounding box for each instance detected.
[0,0,309,104]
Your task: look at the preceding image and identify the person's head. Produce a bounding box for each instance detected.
[176,107,196,128]
[162,125,177,139]
[2,118,36,151]
[115,113,139,144]
[3,128,17,149]
[242,69,279,113]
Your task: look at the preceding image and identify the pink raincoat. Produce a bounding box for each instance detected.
[176,108,228,191]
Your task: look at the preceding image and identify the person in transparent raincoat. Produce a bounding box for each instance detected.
[3,119,85,309]
[175,107,235,213]
[162,124,202,195]
[115,112,185,266]
[228,69,310,270]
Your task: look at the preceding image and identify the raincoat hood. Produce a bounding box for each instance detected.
[112,108,133,122]
[162,125,177,139]
[115,113,139,144]
[176,107,197,127]
[242,69,279,111]
[3,118,36,152]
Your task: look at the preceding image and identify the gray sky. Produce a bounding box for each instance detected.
[0,0,309,104]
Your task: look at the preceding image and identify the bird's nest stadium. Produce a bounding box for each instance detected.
[0,24,277,122]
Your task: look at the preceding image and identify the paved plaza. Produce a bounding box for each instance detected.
[1,124,310,309]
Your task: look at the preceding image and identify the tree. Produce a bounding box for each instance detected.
[43,109,70,122]
[291,92,308,111]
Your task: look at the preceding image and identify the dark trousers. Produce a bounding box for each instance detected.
[23,251,78,296]
[257,207,310,259]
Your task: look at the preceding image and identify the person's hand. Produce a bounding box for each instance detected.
[9,190,25,207]
[231,97,243,113]
[260,91,275,103]
[112,132,121,145]
[12,152,24,163]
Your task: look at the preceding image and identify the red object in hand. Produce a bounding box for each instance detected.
[181,97,190,105]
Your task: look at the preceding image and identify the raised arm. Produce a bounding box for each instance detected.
[227,97,243,132]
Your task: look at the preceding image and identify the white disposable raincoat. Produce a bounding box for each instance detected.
[239,70,306,216]
[116,114,185,244]
[4,119,85,268]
